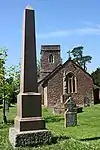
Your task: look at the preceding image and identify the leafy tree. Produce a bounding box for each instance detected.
[71,46,83,58]
[0,48,8,104]
[37,59,40,79]
[81,55,92,71]
[91,68,100,86]
[0,48,20,105]
[5,64,20,104]
[70,46,92,71]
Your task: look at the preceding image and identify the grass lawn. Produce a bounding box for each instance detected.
[0,104,100,149]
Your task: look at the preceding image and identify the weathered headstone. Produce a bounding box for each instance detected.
[9,5,52,148]
[5,100,9,112]
[84,96,90,107]
[64,96,77,127]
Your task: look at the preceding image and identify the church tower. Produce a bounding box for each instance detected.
[40,45,62,80]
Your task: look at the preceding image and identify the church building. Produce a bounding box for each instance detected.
[38,45,99,112]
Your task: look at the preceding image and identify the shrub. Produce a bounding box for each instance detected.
[77,107,83,113]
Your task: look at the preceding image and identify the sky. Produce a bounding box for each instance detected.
[0,0,100,73]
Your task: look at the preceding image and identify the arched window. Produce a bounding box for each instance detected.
[66,72,77,93]
[49,54,54,63]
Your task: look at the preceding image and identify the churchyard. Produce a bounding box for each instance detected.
[0,104,100,149]
[0,5,100,150]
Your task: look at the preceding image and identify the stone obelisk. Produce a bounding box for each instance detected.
[9,5,52,148]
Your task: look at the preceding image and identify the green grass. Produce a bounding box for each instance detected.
[0,104,100,149]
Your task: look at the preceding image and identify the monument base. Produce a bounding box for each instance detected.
[9,128,53,148]
[15,116,45,131]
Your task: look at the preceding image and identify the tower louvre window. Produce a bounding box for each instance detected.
[49,54,54,63]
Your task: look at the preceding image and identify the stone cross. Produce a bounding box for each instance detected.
[64,97,77,127]
[67,50,71,60]
[9,5,52,148]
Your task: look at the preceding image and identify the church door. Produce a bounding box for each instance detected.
[93,89,100,104]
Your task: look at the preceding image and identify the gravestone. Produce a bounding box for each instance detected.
[5,100,9,112]
[64,96,77,127]
[84,96,90,107]
[9,5,52,148]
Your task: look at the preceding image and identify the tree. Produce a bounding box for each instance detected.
[0,48,8,123]
[5,64,20,104]
[70,46,92,71]
[91,68,100,86]
[81,55,92,71]
[71,46,83,58]
[0,48,20,105]
[0,48,8,104]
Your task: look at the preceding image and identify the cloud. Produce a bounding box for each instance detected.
[37,25,100,39]
[82,21,95,26]
[37,30,71,38]
[77,27,100,35]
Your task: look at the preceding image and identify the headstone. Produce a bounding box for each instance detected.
[5,100,9,112]
[64,96,77,127]
[52,102,65,114]
[84,96,90,107]
[9,5,52,148]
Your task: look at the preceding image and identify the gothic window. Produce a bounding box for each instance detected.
[66,72,77,93]
[49,54,54,63]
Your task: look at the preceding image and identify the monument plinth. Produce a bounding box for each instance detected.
[9,5,52,148]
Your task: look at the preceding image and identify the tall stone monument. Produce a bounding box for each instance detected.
[9,5,52,148]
